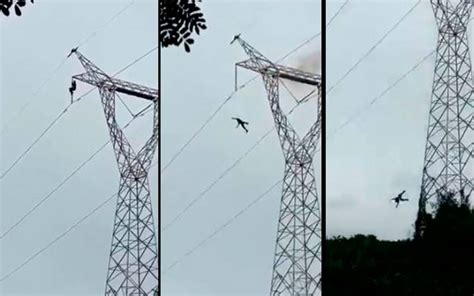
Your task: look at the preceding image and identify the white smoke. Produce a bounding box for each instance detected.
[296,50,321,74]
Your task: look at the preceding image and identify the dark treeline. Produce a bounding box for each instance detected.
[326,194,474,295]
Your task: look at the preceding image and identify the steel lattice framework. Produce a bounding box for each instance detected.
[416,0,474,237]
[72,51,159,296]
[235,37,322,295]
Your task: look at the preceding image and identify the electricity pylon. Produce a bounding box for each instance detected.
[416,0,473,238]
[234,37,322,295]
[71,50,159,295]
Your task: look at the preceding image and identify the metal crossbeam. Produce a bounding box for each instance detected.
[235,37,322,296]
[236,59,321,86]
[72,51,159,296]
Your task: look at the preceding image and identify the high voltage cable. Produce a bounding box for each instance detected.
[163,0,423,242]
[0,107,68,180]
[328,49,435,138]
[0,57,68,136]
[161,33,320,173]
[327,0,422,95]
[161,2,349,174]
[163,50,435,269]
[162,89,317,232]
[1,48,434,278]
[0,0,137,137]
[0,46,158,182]
[163,179,282,274]
[326,0,349,28]
[0,161,158,283]
[0,103,154,240]
[76,0,136,48]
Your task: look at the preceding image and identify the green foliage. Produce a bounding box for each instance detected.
[326,197,474,295]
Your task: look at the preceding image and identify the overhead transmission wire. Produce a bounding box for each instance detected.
[0,89,313,282]
[163,0,422,243]
[162,88,317,232]
[0,45,158,182]
[161,0,350,174]
[164,49,436,273]
[160,5,347,174]
[0,0,136,137]
[164,45,435,271]
[0,0,431,278]
[166,0,417,231]
[0,160,158,283]
[327,0,422,95]
[163,179,282,273]
[161,33,320,173]
[0,47,157,239]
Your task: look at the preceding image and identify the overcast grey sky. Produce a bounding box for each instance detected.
[162,1,320,295]
[1,0,157,295]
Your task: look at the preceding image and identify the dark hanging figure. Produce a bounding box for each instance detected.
[69,80,77,99]
[232,117,249,134]
[391,190,409,208]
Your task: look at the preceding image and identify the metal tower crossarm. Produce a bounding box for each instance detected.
[235,39,321,87]
[416,0,473,237]
[73,52,158,101]
[235,37,322,295]
[71,50,159,295]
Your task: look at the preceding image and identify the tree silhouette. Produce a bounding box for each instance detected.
[159,0,207,52]
[1,0,34,17]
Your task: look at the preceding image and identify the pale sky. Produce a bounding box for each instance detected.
[1,0,158,295]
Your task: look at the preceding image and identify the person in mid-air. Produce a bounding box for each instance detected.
[232,117,249,133]
[69,80,77,99]
[391,190,408,208]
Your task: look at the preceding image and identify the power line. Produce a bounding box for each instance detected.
[0,106,69,181]
[76,0,136,49]
[163,179,282,274]
[327,0,422,95]
[161,32,321,173]
[163,49,435,271]
[0,0,137,137]
[162,89,316,232]
[0,46,158,182]
[163,0,424,250]
[161,3,349,174]
[326,0,349,28]
[0,57,68,136]
[0,104,154,240]
[1,48,432,278]
[328,49,435,138]
[0,161,158,283]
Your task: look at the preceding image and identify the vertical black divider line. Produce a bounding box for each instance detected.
[320,0,327,293]
[157,2,162,294]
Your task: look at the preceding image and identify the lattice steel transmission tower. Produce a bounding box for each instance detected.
[71,50,159,295]
[234,37,322,295]
[415,0,474,238]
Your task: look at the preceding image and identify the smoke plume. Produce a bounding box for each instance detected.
[296,50,321,74]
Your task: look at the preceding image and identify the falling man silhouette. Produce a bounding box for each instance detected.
[232,117,249,133]
[391,190,409,208]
